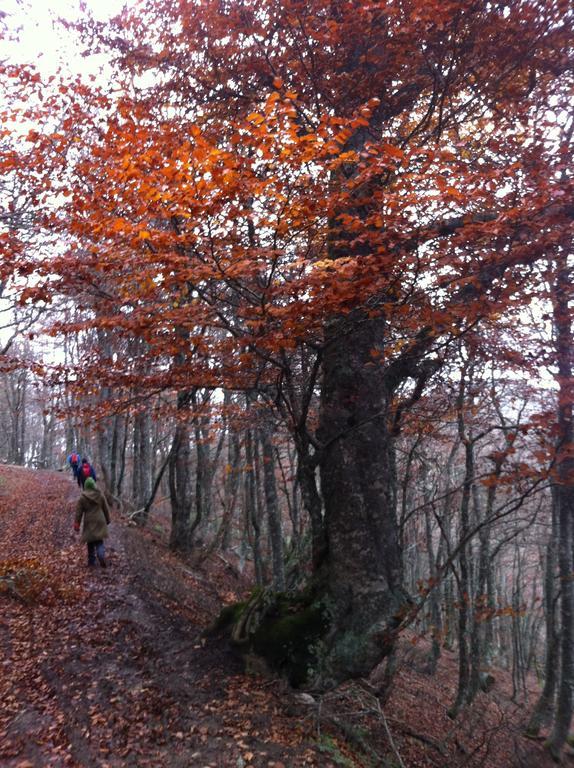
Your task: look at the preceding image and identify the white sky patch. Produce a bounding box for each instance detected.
[1,0,126,77]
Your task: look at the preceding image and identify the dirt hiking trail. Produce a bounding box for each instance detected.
[0,466,327,768]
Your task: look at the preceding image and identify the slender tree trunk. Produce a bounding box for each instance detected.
[18,371,26,464]
[169,391,193,552]
[95,327,114,489]
[5,369,27,464]
[260,422,285,591]
[526,492,559,736]
[443,575,457,651]
[116,413,129,497]
[133,409,153,510]
[109,413,121,495]
[62,338,78,457]
[39,411,54,468]
[191,389,226,542]
[437,439,459,652]
[222,426,241,551]
[450,362,474,717]
[468,487,486,702]
[296,444,326,572]
[422,463,442,674]
[193,402,208,538]
[511,547,527,702]
[133,412,142,505]
[245,424,264,585]
[468,468,498,702]
[209,425,240,555]
[275,443,298,547]
[449,439,473,716]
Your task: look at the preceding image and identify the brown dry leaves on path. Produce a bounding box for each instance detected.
[0,465,334,768]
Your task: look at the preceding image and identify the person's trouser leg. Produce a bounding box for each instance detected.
[95,540,107,567]
[87,542,96,566]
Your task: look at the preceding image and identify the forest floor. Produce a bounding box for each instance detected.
[0,465,570,768]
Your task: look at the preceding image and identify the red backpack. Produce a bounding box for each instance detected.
[81,463,91,479]
[70,453,79,465]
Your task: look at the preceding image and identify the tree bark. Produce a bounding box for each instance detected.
[222,422,241,551]
[133,409,153,510]
[526,490,559,736]
[318,311,406,683]
[169,391,193,552]
[450,361,474,717]
[422,460,442,674]
[546,251,574,758]
[95,327,114,490]
[244,423,264,585]
[296,445,327,573]
[260,421,285,591]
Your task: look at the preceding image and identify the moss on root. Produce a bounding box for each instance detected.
[250,596,328,687]
[206,600,247,636]
[212,588,329,687]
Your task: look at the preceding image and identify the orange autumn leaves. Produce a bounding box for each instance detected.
[49,91,499,367]
[1,0,571,401]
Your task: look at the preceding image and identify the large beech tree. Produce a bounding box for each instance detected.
[8,0,573,686]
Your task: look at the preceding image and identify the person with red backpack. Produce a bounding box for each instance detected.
[67,452,81,481]
[78,457,97,488]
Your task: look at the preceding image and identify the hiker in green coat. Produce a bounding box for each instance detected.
[74,477,111,567]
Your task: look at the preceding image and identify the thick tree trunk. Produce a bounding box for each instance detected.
[318,312,406,683]
[546,252,574,758]
[546,483,574,757]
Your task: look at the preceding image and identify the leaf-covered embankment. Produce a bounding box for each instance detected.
[0,465,332,767]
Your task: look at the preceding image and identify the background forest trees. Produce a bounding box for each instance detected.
[1,0,573,758]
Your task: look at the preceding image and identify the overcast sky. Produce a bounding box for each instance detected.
[1,0,127,76]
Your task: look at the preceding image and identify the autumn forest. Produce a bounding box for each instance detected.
[1,0,573,765]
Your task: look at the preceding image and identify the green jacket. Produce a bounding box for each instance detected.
[75,488,111,543]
